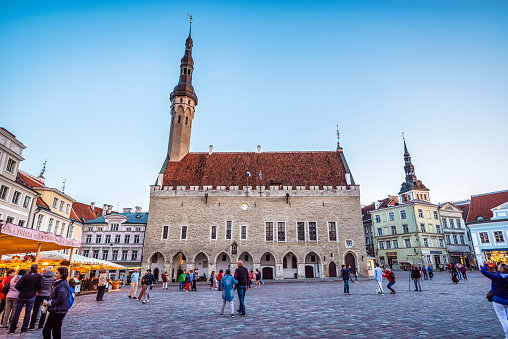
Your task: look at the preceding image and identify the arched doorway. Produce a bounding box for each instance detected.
[172,252,186,281]
[239,252,253,272]
[216,252,231,275]
[305,252,321,278]
[260,252,276,280]
[150,253,165,282]
[194,252,209,279]
[345,252,356,276]
[329,261,337,277]
[283,252,298,279]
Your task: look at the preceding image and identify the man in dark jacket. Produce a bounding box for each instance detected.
[9,264,42,334]
[142,269,156,304]
[234,261,249,316]
[410,264,422,292]
[29,266,55,330]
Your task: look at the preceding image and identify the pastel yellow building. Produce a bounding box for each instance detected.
[19,171,83,254]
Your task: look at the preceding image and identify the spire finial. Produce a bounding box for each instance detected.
[187,14,192,37]
[62,179,66,193]
[336,124,342,150]
[402,132,409,156]
[39,160,47,178]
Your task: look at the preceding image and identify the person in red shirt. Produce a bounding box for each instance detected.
[162,272,168,289]
[217,270,224,291]
[0,269,16,314]
[382,268,397,294]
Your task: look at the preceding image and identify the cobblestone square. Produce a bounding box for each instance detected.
[0,271,502,338]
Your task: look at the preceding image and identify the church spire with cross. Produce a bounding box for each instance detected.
[398,133,430,202]
[166,15,198,163]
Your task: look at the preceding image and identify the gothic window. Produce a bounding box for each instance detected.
[178,115,181,123]
[226,221,232,240]
[181,226,188,240]
[241,225,247,240]
[185,117,188,125]
[162,226,169,239]
[328,222,337,241]
[277,222,286,242]
[265,222,273,241]
[309,222,317,241]
[297,222,305,241]
[211,226,217,240]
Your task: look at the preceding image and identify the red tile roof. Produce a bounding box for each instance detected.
[362,202,375,221]
[72,202,103,222]
[36,197,50,209]
[454,202,470,222]
[0,128,16,138]
[15,173,38,193]
[163,151,347,188]
[18,171,45,188]
[467,190,508,223]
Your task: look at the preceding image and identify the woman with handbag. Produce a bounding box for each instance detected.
[481,260,508,338]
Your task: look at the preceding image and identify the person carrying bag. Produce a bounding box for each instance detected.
[481,260,508,338]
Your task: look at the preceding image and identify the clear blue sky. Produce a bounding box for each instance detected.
[1,0,507,210]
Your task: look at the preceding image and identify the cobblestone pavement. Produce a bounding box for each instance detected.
[0,270,503,338]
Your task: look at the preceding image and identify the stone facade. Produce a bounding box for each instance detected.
[143,185,368,281]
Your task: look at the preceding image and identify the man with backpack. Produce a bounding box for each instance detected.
[9,264,42,334]
[29,266,55,330]
[383,267,396,294]
[142,269,155,304]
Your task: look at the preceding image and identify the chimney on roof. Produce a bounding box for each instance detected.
[123,208,132,213]
[102,204,108,216]
[90,202,95,211]
[135,206,142,213]
[209,145,213,155]
[107,205,113,214]
[257,145,261,153]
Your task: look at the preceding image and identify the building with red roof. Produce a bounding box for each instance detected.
[466,190,508,266]
[0,128,39,229]
[143,28,367,281]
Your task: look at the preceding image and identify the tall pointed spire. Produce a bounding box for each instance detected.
[170,15,197,104]
[398,134,429,201]
[166,16,198,163]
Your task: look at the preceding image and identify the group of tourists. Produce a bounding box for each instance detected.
[0,264,73,338]
[448,263,467,283]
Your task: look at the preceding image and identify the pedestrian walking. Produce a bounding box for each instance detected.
[451,264,459,284]
[42,267,70,339]
[141,269,155,304]
[162,272,168,289]
[422,265,428,280]
[456,264,463,280]
[428,265,433,280]
[411,264,422,291]
[234,261,249,316]
[9,264,42,334]
[439,263,444,272]
[255,269,261,288]
[96,269,108,302]
[383,268,396,294]
[178,271,185,291]
[219,269,238,318]
[217,270,224,291]
[190,269,198,291]
[1,269,24,329]
[249,270,255,287]
[185,271,191,292]
[128,269,139,298]
[137,282,146,301]
[341,265,351,295]
[460,265,467,281]
[212,271,218,290]
[0,269,16,317]
[29,266,55,330]
[481,260,508,338]
[374,263,384,295]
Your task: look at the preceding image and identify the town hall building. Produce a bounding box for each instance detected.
[142,25,367,281]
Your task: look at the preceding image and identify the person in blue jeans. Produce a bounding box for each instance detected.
[341,265,351,295]
[9,264,42,334]
[234,261,249,316]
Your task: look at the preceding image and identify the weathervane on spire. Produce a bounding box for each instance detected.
[336,124,342,151]
[40,160,47,178]
[402,131,405,140]
[62,179,66,193]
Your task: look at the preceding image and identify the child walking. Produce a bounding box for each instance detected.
[220,269,238,318]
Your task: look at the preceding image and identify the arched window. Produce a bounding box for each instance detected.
[183,68,187,74]
[178,115,181,123]
[185,117,188,125]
